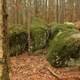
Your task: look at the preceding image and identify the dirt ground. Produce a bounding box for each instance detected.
[10,53,80,80]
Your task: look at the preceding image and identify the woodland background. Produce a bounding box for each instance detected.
[6,0,80,25]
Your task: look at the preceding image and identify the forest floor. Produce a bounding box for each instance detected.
[10,53,80,80]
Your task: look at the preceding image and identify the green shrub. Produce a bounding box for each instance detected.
[8,24,28,56]
[8,18,48,54]
[30,27,48,51]
[8,32,28,56]
[49,23,77,39]
[8,24,27,34]
[47,31,80,67]
[31,17,48,31]
[30,18,49,52]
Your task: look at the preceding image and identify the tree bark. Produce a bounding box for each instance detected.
[27,0,32,52]
[2,0,10,79]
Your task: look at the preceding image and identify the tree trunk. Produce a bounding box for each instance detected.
[2,0,10,79]
[0,0,4,79]
[56,0,59,23]
[27,0,32,52]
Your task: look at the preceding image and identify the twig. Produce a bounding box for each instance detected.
[46,67,63,80]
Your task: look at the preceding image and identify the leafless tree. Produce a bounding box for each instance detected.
[2,0,10,79]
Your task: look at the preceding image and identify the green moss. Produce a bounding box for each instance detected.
[31,17,47,29]
[8,24,27,34]
[30,18,48,52]
[8,17,48,54]
[49,22,78,39]
[8,32,28,56]
[47,31,80,67]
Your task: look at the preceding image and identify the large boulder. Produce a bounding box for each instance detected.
[47,30,80,67]
[48,22,77,39]
[30,18,48,52]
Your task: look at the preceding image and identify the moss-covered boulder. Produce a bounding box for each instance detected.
[47,30,80,67]
[8,24,28,56]
[49,22,77,39]
[8,32,28,56]
[30,18,49,52]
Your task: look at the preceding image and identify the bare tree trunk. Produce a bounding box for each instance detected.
[48,0,53,23]
[75,0,80,21]
[56,0,59,23]
[16,0,20,24]
[59,0,65,23]
[34,0,38,17]
[27,0,32,52]
[0,1,4,79]
[2,0,10,79]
